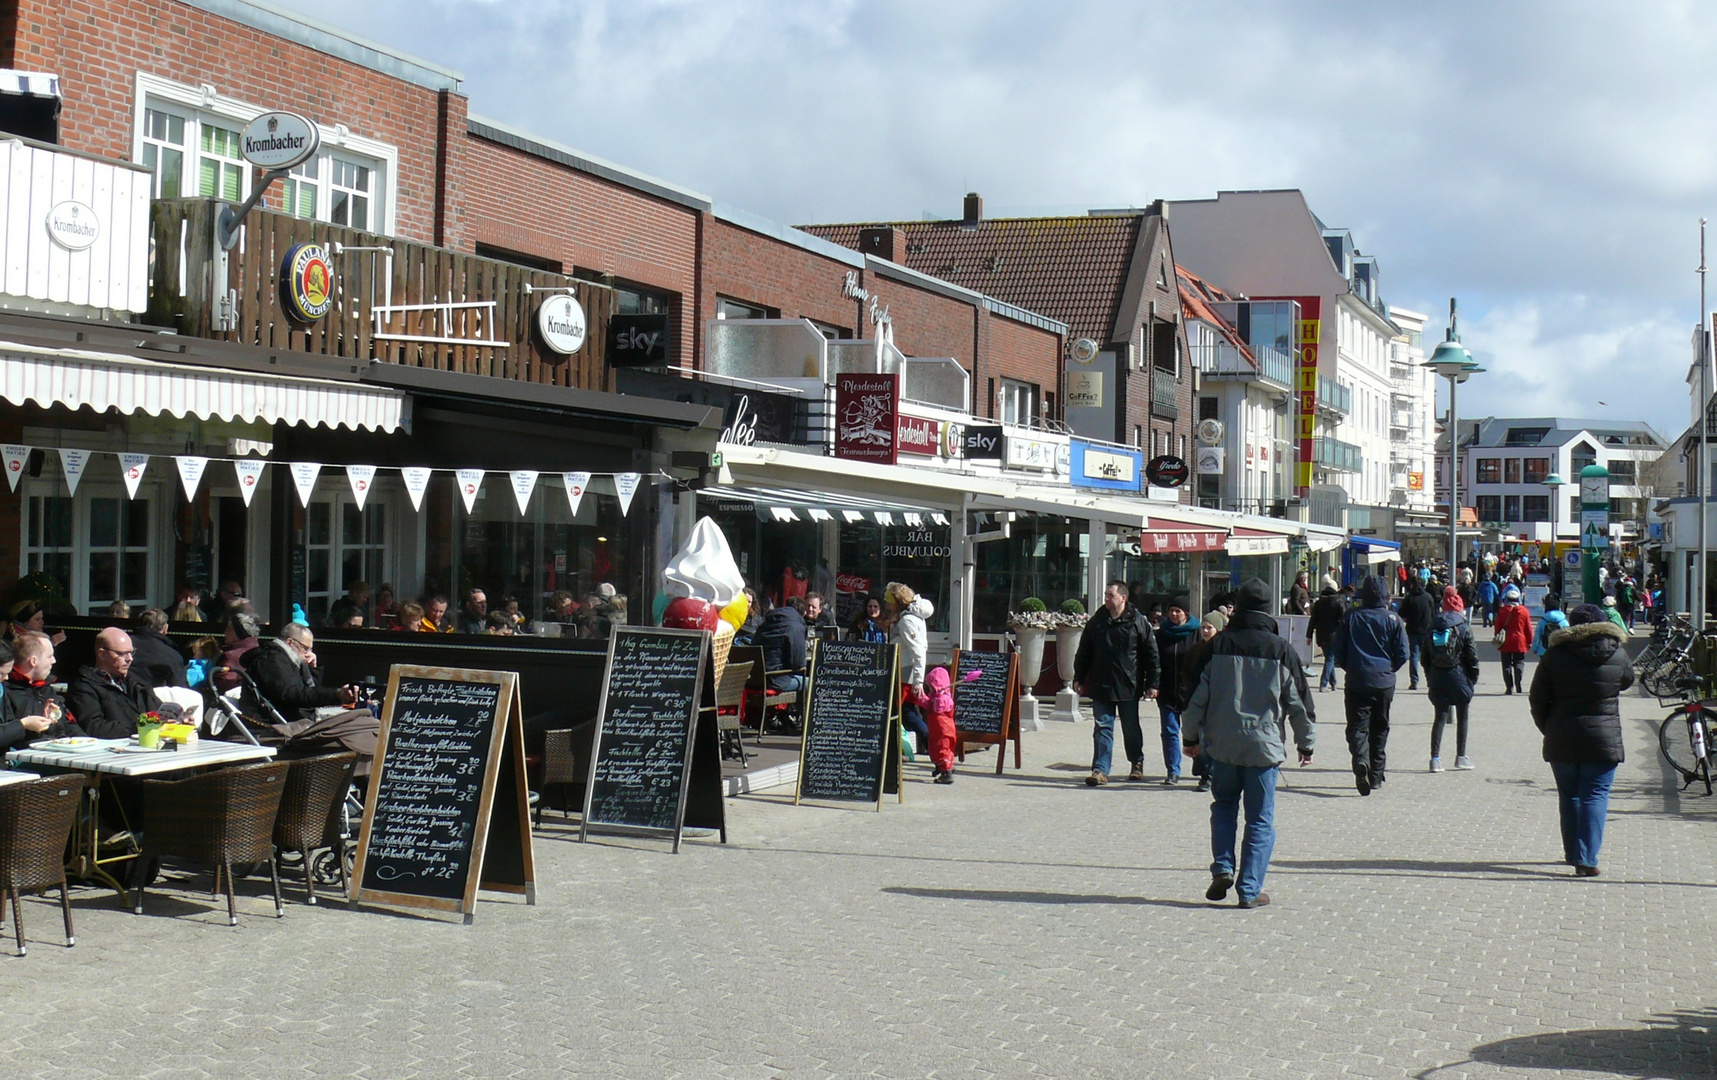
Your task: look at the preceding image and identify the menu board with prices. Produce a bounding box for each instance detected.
[952,648,1023,774]
[796,640,901,809]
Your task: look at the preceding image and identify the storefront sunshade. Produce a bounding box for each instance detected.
[1139,516,1229,553]
[1225,526,1292,557]
[0,341,406,433]
[1350,535,1402,565]
[699,485,949,526]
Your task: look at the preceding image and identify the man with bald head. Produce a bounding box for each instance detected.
[66,626,158,739]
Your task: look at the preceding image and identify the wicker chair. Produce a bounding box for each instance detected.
[0,775,86,956]
[535,720,596,828]
[715,660,753,766]
[272,753,357,906]
[135,761,289,925]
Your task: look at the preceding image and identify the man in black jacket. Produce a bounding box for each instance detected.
[130,608,187,689]
[755,596,809,692]
[1153,595,1202,785]
[243,623,378,775]
[66,627,158,740]
[1073,580,1160,787]
[0,633,82,751]
[1332,575,1409,795]
[1396,579,1438,691]
[1306,587,1346,692]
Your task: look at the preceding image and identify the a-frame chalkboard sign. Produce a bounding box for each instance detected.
[951,648,1023,774]
[795,640,902,811]
[352,666,536,924]
[581,625,727,853]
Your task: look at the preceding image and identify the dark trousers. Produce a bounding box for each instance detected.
[1500,652,1527,693]
[901,701,929,754]
[1431,703,1469,758]
[1345,686,1394,782]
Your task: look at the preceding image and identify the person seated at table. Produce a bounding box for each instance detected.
[850,595,889,643]
[547,589,581,627]
[756,596,809,693]
[131,608,187,689]
[804,591,839,634]
[66,627,158,740]
[212,611,262,695]
[7,600,65,648]
[484,611,515,636]
[242,622,379,774]
[0,637,82,751]
[394,601,425,633]
[422,595,452,633]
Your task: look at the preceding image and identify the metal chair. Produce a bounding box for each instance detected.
[535,720,597,828]
[715,660,753,767]
[135,761,289,926]
[272,752,357,905]
[0,775,86,956]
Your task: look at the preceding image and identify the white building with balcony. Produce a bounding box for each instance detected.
[1386,307,1437,513]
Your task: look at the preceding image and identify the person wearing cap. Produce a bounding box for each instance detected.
[1179,610,1228,792]
[1072,580,1159,787]
[1599,595,1626,631]
[1528,603,1633,877]
[1493,585,1534,695]
[1153,595,1202,785]
[1181,579,1314,909]
[1331,574,1408,795]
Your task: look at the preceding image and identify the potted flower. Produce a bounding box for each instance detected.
[136,710,166,749]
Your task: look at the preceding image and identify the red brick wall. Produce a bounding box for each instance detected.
[702,218,862,339]
[866,276,974,369]
[8,0,455,245]
[983,311,1064,423]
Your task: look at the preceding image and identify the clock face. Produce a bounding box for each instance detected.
[1580,474,1609,505]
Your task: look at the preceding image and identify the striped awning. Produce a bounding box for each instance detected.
[0,340,406,433]
[699,485,949,526]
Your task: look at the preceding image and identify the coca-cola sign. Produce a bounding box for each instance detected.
[835,373,900,464]
[835,573,872,594]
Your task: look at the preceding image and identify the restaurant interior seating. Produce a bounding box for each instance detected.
[135,761,289,926]
[272,753,357,906]
[0,775,86,956]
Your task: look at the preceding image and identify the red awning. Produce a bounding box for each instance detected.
[1139,516,1229,553]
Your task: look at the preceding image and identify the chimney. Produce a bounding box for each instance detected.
[962,192,983,227]
[858,226,906,263]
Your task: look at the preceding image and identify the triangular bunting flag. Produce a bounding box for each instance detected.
[509,470,538,516]
[233,459,265,507]
[614,471,641,516]
[119,453,149,499]
[61,449,90,496]
[347,465,377,511]
[563,471,591,517]
[456,469,484,514]
[2,445,29,492]
[175,456,209,501]
[289,462,321,508]
[401,467,432,512]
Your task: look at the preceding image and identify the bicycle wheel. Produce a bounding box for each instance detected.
[1660,712,1702,782]
[1644,657,1689,699]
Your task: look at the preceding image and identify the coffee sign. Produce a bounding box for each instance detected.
[45,201,99,250]
[240,111,320,171]
[536,294,587,355]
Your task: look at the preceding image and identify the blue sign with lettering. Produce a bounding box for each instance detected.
[1069,440,1143,492]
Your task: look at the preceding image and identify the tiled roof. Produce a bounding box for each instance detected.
[1176,265,1251,359]
[801,215,1141,344]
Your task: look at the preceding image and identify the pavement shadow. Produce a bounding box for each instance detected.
[1417,1007,1717,1079]
[883,886,1210,910]
[1273,857,1717,890]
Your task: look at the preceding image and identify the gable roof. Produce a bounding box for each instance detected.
[801,214,1142,344]
[1176,265,1251,359]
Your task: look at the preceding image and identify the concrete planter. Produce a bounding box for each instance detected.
[1050,625,1085,722]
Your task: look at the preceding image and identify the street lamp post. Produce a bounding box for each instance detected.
[1424,298,1485,580]
[1544,471,1568,599]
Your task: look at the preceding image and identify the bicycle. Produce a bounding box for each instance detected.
[1658,676,1715,795]
[1633,613,1684,676]
[1641,616,1698,700]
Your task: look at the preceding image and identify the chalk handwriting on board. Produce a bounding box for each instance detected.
[586,629,705,833]
[799,641,895,803]
[954,651,1013,735]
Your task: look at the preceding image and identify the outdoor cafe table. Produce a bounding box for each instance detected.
[0,769,41,786]
[6,740,277,898]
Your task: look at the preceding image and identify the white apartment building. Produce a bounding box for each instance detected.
[1386,307,1437,513]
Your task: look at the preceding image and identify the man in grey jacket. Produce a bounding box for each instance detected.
[1181,579,1315,909]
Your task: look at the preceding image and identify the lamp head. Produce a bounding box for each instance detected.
[1543,472,1566,488]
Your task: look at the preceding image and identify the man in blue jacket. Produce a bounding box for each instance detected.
[1332,574,1408,795]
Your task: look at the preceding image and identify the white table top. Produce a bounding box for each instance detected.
[7,740,275,777]
[0,770,41,786]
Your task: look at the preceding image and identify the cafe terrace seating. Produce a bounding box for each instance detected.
[272,752,357,906]
[715,659,753,767]
[0,775,86,956]
[135,761,289,926]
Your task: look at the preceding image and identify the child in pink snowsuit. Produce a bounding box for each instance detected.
[923,665,958,783]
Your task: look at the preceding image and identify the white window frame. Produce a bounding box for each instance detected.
[1000,378,1038,428]
[132,72,398,236]
[19,477,171,616]
[302,484,394,625]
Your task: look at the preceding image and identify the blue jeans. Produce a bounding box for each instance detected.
[1319,650,1337,690]
[1209,761,1279,902]
[1407,638,1421,687]
[901,700,929,755]
[1550,761,1616,868]
[1090,699,1143,775]
[1157,703,1182,778]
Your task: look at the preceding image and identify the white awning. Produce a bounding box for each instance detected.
[0,340,406,433]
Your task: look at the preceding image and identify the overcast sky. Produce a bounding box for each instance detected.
[296,0,1713,438]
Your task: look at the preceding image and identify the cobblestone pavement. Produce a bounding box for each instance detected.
[4,650,1715,1079]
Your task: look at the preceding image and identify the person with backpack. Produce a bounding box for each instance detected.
[1493,586,1535,694]
[1306,587,1345,692]
[1424,585,1481,772]
[1331,575,1409,795]
[1534,593,1568,657]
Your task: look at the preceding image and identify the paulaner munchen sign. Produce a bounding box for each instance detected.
[240,111,320,171]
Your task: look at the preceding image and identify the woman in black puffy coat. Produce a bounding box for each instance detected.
[1527,603,1634,877]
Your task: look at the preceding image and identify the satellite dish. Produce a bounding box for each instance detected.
[1070,338,1100,363]
[1197,418,1224,446]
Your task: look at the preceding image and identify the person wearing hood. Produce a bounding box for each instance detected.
[1533,594,1568,657]
[1181,579,1315,909]
[1073,580,1160,786]
[885,582,935,755]
[1493,585,1534,695]
[1306,586,1346,692]
[1476,572,1500,628]
[1153,595,1201,785]
[1331,574,1409,795]
[1599,595,1627,631]
[1423,586,1481,772]
[1528,604,1634,876]
[1396,578,1439,692]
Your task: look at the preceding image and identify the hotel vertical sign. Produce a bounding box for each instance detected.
[1293,297,1321,496]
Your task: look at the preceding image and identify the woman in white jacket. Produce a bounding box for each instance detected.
[885,582,934,754]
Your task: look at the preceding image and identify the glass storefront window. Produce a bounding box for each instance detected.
[971,515,1088,634]
[839,521,951,632]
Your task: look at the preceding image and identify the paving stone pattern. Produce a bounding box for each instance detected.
[3,651,1714,1078]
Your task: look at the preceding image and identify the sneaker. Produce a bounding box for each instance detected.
[1085,771,1108,787]
[1206,873,1234,901]
[1454,756,1474,770]
[1161,774,1179,786]
[1195,776,1211,792]
[1429,757,1445,773]
[934,770,954,785]
[1371,771,1387,789]
[1574,865,1600,877]
[930,767,945,781]
[1127,763,1145,782]
[1237,892,1272,909]
[1355,770,1371,796]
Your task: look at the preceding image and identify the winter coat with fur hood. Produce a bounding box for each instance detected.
[1527,620,1634,765]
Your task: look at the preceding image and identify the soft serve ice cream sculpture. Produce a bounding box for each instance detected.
[661,517,748,632]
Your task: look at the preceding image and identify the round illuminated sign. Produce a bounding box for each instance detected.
[240,111,320,171]
[536,294,587,355]
[279,243,333,323]
[45,201,100,251]
[1146,454,1190,488]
